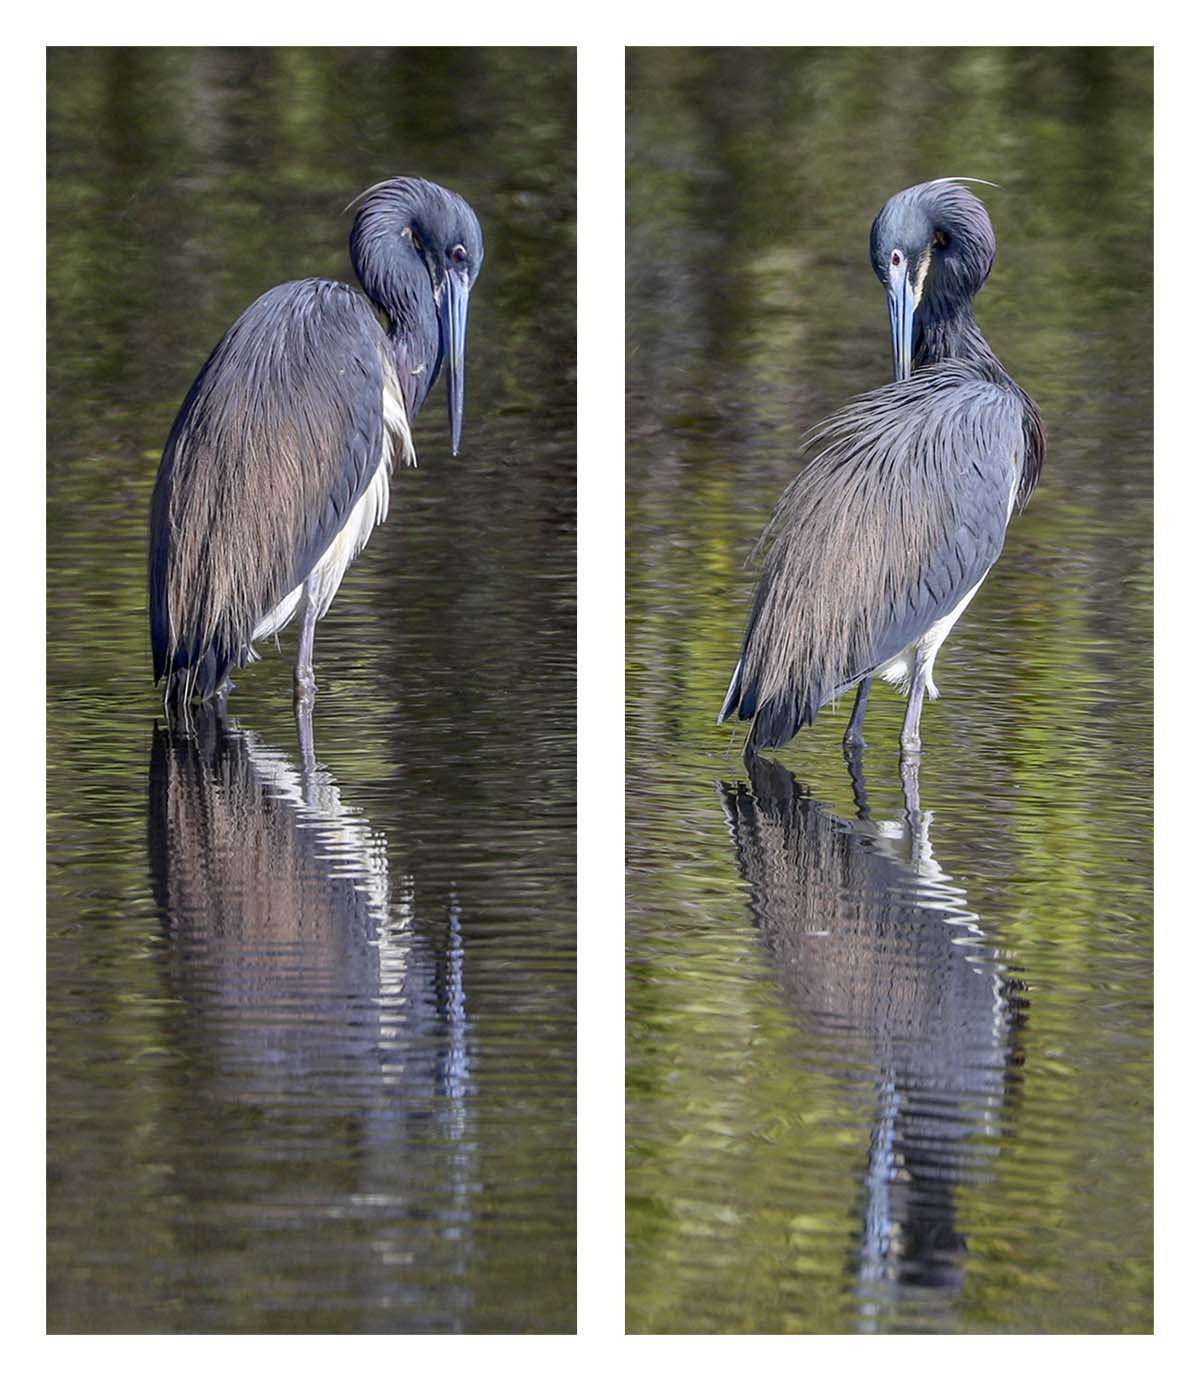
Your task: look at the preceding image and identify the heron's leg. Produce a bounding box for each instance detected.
[294,580,318,704]
[843,677,873,749]
[293,581,318,764]
[900,674,927,756]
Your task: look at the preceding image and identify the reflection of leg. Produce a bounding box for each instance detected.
[295,696,316,775]
[294,580,318,705]
[844,740,871,819]
[193,700,225,760]
[844,677,872,749]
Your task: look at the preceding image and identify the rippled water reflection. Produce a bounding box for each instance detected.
[626,47,1151,1334]
[48,47,575,1333]
[148,713,476,1327]
[721,757,1023,1330]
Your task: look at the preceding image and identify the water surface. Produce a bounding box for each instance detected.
[626,47,1151,1334]
[48,47,576,1333]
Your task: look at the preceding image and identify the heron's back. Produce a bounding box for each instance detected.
[722,365,1024,748]
[150,278,409,693]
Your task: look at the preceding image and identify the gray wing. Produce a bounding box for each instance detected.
[721,365,1022,747]
[150,278,406,688]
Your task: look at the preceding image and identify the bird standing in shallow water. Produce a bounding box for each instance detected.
[150,176,483,709]
[720,179,1043,758]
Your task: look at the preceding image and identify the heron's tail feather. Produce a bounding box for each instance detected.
[745,690,818,753]
[160,637,248,701]
[718,658,745,724]
[721,648,820,752]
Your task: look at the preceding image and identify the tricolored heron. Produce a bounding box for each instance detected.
[719,179,1043,757]
[150,176,483,707]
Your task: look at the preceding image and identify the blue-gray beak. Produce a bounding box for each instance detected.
[440,270,471,455]
[886,254,916,383]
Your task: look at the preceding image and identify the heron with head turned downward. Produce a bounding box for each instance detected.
[720,178,1043,758]
[150,176,483,710]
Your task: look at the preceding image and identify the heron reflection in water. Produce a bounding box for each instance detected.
[148,709,474,1327]
[720,180,1044,757]
[718,755,1027,1328]
[150,177,483,712]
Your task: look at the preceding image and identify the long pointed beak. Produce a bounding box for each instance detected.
[440,271,471,455]
[887,257,916,382]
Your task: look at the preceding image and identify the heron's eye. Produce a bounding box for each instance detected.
[450,244,468,265]
[890,251,901,267]
[933,229,948,249]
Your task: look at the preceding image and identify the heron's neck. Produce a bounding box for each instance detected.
[918,298,1046,507]
[914,304,1005,380]
[355,260,442,419]
[386,310,442,421]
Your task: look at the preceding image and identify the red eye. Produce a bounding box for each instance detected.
[890,251,901,267]
[450,244,467,264]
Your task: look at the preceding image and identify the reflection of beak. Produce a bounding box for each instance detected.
[440,270,471,455]
[887,255,916,382]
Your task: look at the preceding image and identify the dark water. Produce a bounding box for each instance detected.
[47,48,575,1333]
[626,48,1152,1334]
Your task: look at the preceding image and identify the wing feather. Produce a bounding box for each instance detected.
[150,279,410,688]
[723,364,1022,744]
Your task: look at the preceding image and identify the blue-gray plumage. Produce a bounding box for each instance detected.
[150,177,483,706]
[720,179,1043,756]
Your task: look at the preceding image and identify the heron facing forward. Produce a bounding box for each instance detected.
[719,179,1043,758]
[150,177,483,708]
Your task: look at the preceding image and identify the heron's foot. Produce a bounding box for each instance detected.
[293,671,317,705]
[899,757,922,817]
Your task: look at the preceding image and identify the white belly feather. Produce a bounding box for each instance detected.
[252,368,414,644]
[876,576,986,698]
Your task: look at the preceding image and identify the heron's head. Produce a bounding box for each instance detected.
[349,177,484,454]
[869,179,996,382]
